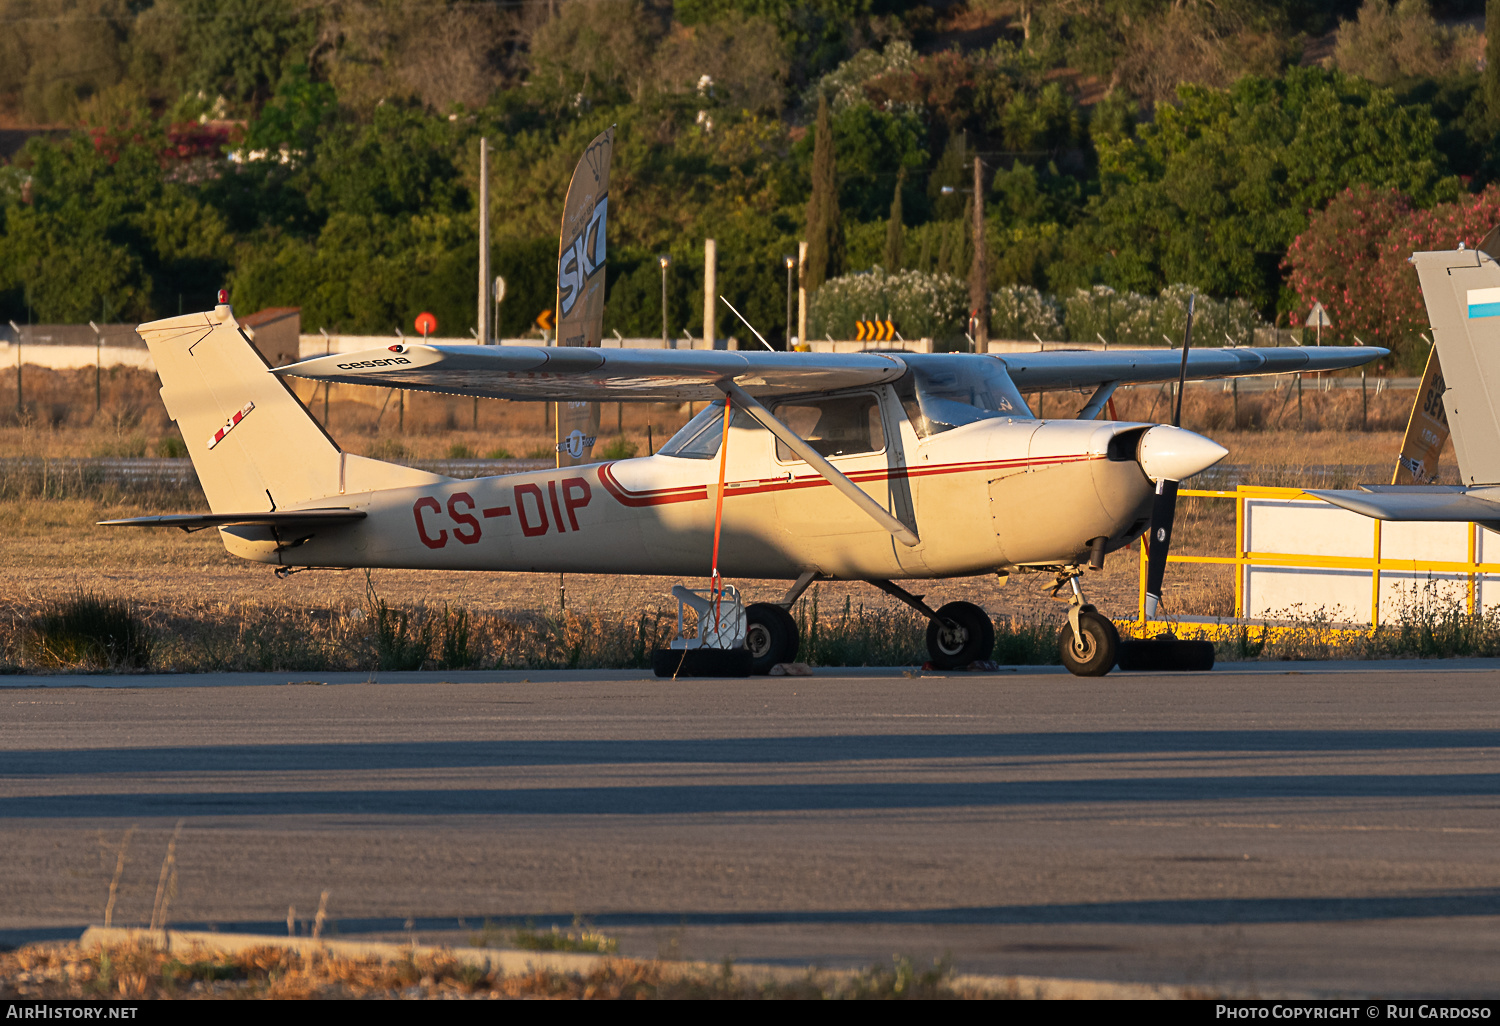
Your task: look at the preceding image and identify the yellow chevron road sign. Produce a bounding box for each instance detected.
[853,319,896,342]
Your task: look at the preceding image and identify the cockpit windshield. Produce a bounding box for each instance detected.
[898,355,1032,437]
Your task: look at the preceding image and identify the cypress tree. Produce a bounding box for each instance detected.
[1488,0,1500,117]
[804,93,843,293]
[884,167,906,271]
[929,131,967,221]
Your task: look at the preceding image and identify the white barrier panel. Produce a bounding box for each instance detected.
[0,342,156,371]
[1243,496,1496,623]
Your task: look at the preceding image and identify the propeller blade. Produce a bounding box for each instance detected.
[1148,293,1195,618]
[1143,478,1178,619]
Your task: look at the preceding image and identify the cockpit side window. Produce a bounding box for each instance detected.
[771,393,885,461]
[656,401,759,459]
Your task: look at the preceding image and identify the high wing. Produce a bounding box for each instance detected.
[275,343,1384,402]
[276,345,909,401]
[996,345,1382,391]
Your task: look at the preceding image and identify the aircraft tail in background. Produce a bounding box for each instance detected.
[1408,240,1500,487]
[1310,235,1500,523]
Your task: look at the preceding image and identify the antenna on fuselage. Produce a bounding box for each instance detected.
[717,296,776,352]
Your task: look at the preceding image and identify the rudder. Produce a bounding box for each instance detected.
[1412,244,1500,486]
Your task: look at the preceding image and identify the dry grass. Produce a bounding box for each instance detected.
[0,940,982,1000]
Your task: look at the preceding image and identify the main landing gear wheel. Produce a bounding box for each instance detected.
[925,601,996,670]
[745,602,800,675]
[1059,609,1119,677]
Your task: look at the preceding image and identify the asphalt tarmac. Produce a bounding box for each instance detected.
[3,660,1499,997]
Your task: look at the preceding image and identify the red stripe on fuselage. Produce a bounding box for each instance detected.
[596,454,1102,507]
[597,462,709,507]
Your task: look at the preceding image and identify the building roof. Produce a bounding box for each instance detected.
[238,307,301,329]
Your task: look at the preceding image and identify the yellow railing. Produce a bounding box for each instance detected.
[1136,485,1500,626]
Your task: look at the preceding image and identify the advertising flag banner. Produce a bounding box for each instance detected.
[1392,345,1450,484]
[554,126,614,467]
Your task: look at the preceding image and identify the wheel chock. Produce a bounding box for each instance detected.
[1116,636,1215,672]
[652,647,753,678]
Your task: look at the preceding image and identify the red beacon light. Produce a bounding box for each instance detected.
[216,288,229,305]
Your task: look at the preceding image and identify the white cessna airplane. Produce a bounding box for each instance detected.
[108,300,1381,676]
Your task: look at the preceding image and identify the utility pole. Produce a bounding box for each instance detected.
[703,238,716,348]
[477,137,490,344]
[784,254,795,348]
[969,155,989,352]
[89,320,101,411]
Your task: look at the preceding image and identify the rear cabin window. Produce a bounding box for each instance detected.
[771,394,885,461]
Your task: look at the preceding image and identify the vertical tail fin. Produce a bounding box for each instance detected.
[138,303,443,512]
[1412,243,1500,486]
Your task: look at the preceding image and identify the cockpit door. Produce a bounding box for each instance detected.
[770,391,894,542]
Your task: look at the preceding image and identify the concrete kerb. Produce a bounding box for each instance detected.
[4,659,1500,688]
[77,926,1198,999]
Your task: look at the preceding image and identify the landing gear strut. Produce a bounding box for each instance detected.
[869,579,996,670]
[1052,568,1119,677]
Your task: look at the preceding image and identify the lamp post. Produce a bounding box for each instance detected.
[658,254,671,344]
[783,254,795,348]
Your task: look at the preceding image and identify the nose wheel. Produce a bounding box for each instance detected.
[1058,609,1119,676]
[1054,569,1119,676]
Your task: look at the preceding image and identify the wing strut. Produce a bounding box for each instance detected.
[1076,381,1117,420]
[717,381,920,547]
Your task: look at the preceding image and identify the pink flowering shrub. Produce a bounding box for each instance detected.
[1285,184,1500,371]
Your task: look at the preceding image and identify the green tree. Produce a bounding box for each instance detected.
[884,167,905,271]
[824,102,926,222]
[133,0,317,111]
[307,102,470,220]
[803,93,843,293]
[1488,0,1500,116]
[244,66,337,158]
[0,130,229,322]
[1057,69,1460,312]
[1333,0,1479,86]
[928,131,967,222]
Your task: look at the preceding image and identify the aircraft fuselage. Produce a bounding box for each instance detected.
[221,411,1159,582]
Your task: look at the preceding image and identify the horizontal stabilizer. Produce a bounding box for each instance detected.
[1304,487,1500,522]
[100,509,367,531]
